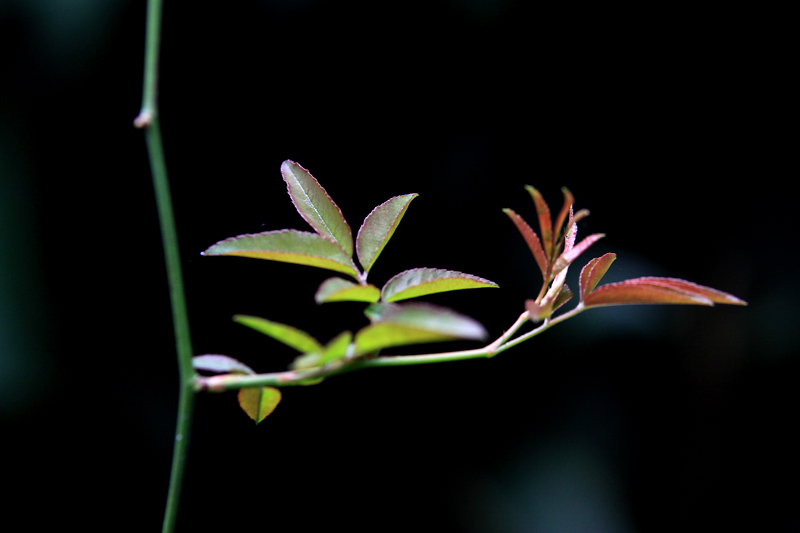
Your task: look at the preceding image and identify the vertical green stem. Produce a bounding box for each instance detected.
[135,1,197,532]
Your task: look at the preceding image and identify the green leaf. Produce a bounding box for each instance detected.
[579,253,617,301]
[202,229,360,279]
[291,330,353,370]
[281,160,354,257]
[355,302,488,354]
[238,387,281,424]
[381,268,499,302]
[233,315,323,353]
[315,277,381,304]
[192,354,255,375]
[356,193,418,273]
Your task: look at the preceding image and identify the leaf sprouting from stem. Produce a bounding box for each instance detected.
[315,277,381,304]
[238,387,281,424]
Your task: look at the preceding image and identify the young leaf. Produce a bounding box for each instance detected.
[291,330,353,370]
[238,387,281,424]
[552,187,575,248]
[355,302,487,355]
[579,253,617,301]
[281,160,353,256]
[525,185,553,260]
[583,280,715,307]
[550,233,605,276]
[503,208,548,278]
[619,277,747,305]
[233,315,323,353]
[203,229,360,280]
[192,354,255,375]
[381,268,499,302]
[315,277,381,304]
[356,193,418,274]
[552,283,573,313]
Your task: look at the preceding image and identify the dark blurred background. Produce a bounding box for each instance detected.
[1,1,795,531]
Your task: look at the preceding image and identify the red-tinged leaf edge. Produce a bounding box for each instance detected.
[525,185,553,261]
[281,160,354,256]
[192,354,255,375]
[622,277,747,305]
[583,278,718,308]
[579,253,617,301]
[551,233,605,275]
[503,208,548,278]
[356,193,418,274]
[238,387,282,424]
[552,187,574,249]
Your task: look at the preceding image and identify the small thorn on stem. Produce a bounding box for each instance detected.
[133,110,153,128]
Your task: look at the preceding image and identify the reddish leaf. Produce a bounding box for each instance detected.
[281,160,354,256]
[552,283,573,313]
[552,187,574,249]
[525,185,553,261]
[579,253,617,301]
[503,208,548,278]
[525,299,548,322]
[624,277,747,305]
[551,233,605,275]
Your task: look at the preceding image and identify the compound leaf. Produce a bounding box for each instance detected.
[315,277,381,304]
[203,229,360,280]
[381,268,499,302]
[356,193,418,274]
[233,315,323,353]
[238,387,281,424]
[281,160,353,256]
[192,354,255,375]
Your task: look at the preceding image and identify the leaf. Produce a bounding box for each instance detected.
[381,268,499,302]
[319,331,353,364]
[281,160,353,256]
[525,185,553,261]
[202,229,360,279]
[355,302,488,354]
[356,193,418,274]
[552,283,573,313]
[582,276,747,308]
[579,253,617,301]
[238,387,281,424]
[233,315,323,353]
[192,354,255,375]
[552,187,575,248]
[315,277,381,304]
[503,208,548,278]
[550,233,605,275]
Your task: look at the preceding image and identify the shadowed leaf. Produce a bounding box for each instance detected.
[356,302,488,354]
[238,387,281,424]
[291,330,353,370]
[281,160,353,256]
[503,208,548,277]
[315,277,381,304]
[525,185,553,260]
[552,283,573,313]
[203,229,360,279]
[233,315,323,353]
[525,299,548,322]
[356,193,418,274]
[192,354,255,375]
[381,268,499,302]
[579,253,617,301]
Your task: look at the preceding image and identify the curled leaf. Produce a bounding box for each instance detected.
[238,387,281,424]
[315,277,381,304]
[503,208,548,278]
[579,253,617,301]
[381,268,499,302]
[203,229,360,279]
[233,315,323,353]
[192,354,255,375]
[356,193,418,274]
[281,160,353,256]
[583,277,746,308]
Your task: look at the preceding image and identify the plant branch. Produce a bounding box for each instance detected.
[135,1,197,532]
[196,306,586,392]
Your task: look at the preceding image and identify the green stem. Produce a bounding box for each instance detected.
[135,1,197,532]
[197,306,587,392]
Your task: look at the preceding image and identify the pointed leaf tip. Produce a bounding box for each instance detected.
[504,208,548,278]
[281,160,354,257]
[192,354,255,375]
[356,193,418,274]
[579,253,617,301]
[525,185,553,261]
[315,277,381,304]
[238,387,281,424]
[233,315,323,353]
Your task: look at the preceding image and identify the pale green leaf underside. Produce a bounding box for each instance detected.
[238,387,281,424]
[281,160,353,256]
[203,229,360,279]
[315,277,381,304]
[192,354,255,375]
[381,268,499,302]
[356,193,418,274]
[233,314,323,353]
[354,323,463,355]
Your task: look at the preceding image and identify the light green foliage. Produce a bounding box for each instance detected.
[237,387,281,424]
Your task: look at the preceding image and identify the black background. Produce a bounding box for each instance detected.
[1,1,795,531]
